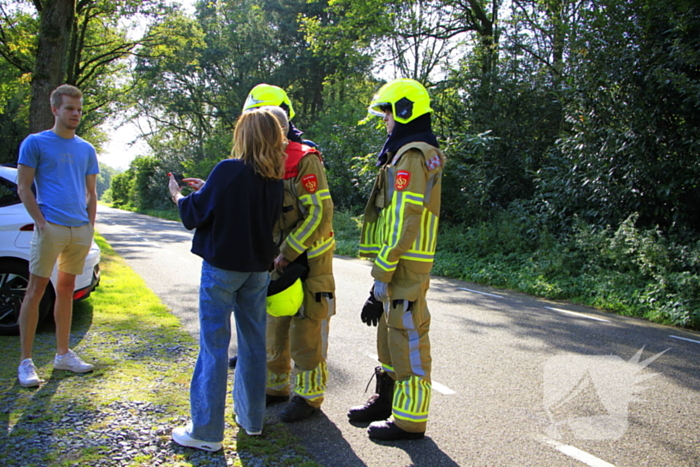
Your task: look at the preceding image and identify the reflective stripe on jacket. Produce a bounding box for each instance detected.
[359,142,444,283]
[276,142,335,278]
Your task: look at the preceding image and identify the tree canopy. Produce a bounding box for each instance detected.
[0,0,698,327]
[0,0,172,160]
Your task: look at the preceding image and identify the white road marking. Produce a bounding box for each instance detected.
[368,354,455,395]
[669,335,700,345]
[541,437,617,467]
[432,381,456,395]
[457,287,503,299]
[545,307,611,323]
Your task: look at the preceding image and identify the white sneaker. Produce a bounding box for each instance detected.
[235,415,262,436]
[18,359,44,388]
[53,350,94,373]
[172,423,223,452]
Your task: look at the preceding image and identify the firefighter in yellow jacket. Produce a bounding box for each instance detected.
[347,79,444,440]
[243,84,336,422]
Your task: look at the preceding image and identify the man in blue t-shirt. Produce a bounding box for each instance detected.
[16,84,99,388]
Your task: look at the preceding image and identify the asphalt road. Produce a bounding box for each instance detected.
[96,204,700,467]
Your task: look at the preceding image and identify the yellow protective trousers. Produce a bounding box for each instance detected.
[376,264,432,433]
[266,250,335,408]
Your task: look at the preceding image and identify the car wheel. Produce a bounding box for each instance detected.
[0,259,54,336]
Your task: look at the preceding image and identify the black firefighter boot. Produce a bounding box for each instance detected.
[367,420,425,440]
[347,366,395,423]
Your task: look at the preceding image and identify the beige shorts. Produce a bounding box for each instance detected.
[30,222,94,278]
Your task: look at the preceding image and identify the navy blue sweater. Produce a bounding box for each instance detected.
[178,159,283,272]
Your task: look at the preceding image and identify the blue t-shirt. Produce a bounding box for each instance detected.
[18,130,99,227]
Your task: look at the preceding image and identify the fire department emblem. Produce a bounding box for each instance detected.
[395,170,411,191]
[426,154,443,170]
[302,174,318,193]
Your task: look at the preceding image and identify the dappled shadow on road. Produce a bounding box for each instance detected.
[428,274,700,393]
[97,208,193,258]
[426,273,700,464]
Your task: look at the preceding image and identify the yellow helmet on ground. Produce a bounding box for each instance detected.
[368,78,433,124]
[266,277,303,317]
[242,83,295,120]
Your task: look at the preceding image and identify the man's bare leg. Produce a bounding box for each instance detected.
[54,271,77,356]
[19,274,50,361]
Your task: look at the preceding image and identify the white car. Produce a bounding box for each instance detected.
[0,164,100,336]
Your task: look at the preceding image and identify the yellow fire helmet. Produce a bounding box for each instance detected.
[266,278,303,317]
[242,83,295,120]
[368,78,433,124]
[266,262,307,317]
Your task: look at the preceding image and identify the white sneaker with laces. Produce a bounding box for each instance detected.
[18,359,44,388]
[53,349,94,373]
[172,423,223,452]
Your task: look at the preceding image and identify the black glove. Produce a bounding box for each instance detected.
[360,289,384,326]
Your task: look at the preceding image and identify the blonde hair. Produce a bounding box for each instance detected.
[232,109,286,180]
[51,84,82,108]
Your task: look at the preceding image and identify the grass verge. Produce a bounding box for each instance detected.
[0,234,319,467]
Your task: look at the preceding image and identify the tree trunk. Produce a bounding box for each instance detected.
[548,0,565,87]
[29,0,76,133]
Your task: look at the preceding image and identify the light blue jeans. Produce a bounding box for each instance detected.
[189,261,269,441]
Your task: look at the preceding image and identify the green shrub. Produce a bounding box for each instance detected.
[110,170,133,208]
[431,209,699,329]
[332,210,362,257]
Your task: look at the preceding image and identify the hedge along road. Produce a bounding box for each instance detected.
[96,204,700,467]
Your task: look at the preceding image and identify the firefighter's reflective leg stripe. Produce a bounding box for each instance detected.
[267,371,291,393]
[287,189,330,254]
[384,271,432,432]
[293,360,328,402]
[401,299,427,377]
[308,235,335,259]
[266,315,292,396]
[321,308,332,356]
[392,376,431,424]
[289,302,332,408]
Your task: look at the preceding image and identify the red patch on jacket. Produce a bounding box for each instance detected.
[395,170,411,191]
[284,142,321,180]
[302,174,318,193]
[426,154,442,170]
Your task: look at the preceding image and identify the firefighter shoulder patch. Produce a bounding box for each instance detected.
[395,170,411,191]
[426,154,442,171]
[302,174,318,193]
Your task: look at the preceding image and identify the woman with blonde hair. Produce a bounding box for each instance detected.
[232,107,287,180]
[168,108,285,451]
